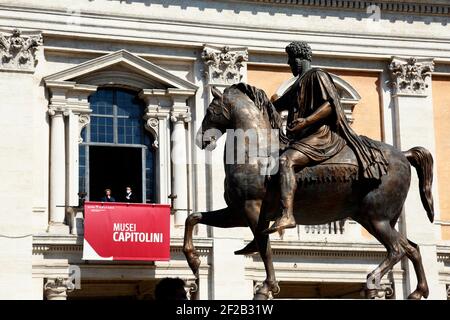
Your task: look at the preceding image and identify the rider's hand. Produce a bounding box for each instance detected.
[287,118,307,133]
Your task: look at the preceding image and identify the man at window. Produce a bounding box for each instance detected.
[124,186,135,203]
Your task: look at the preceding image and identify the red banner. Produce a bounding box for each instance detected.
[82,201,170,261]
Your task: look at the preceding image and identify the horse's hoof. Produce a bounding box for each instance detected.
[407,291,423,300]
[262,218,296,235]
[234,240,258,255]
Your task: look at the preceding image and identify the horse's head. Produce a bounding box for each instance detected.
[196,86,232,150]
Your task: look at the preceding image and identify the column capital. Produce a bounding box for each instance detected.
[46,81,96,115]
[47,106,65,117]
[141,89,172,149]
[389,57,434,97]
[170,110,191,123]
[201,44,248,86]
[44,277,74,300]
[0,28,43,72]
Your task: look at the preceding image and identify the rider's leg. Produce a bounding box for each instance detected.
[263,149,310,234]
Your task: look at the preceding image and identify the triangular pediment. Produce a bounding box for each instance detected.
[44,49,198,91]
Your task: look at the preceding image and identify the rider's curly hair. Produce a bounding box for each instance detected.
[285,41,312,61]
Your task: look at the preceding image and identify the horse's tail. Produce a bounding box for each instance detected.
[403,147,434,223]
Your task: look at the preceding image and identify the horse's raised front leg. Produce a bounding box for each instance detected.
[183,207,247,277]
[243,200,279,300]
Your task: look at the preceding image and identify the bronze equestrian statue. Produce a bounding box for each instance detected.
[183,41,434,300]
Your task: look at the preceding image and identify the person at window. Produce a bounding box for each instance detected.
[101,188,116,202]
[124,186,135,203]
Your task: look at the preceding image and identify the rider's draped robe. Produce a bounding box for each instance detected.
[273,68,388,181]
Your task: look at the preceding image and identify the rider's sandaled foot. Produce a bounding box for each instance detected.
[263,215,296,235]
[234,239,258,255]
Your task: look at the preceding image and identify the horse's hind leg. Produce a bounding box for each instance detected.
[399,238,429,299]
[356,218,406,298]
[183,207,247,277]
[242,200,279,300]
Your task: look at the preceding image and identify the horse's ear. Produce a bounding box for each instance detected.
[211,86,222,100]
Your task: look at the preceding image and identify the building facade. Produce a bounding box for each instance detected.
[0,0,449,299]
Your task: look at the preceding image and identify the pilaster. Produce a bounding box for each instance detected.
[201,44,252,299]
[388,56,444,299]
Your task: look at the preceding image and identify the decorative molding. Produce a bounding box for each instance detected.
[304,219,346,235]
[0,29,42,72]
[184,279,199,300]
[244,0,450,16]
[47,106,65,117]
[248,241,388,260]
[202,45,248,86]
[389,57,434,96]
[140,88,194,149]
[447,284,450,300]
[33,238,212,257]
[437,251,450,263]
[44,277,74,300]
[78,114,90,143]
[270,248,385,260]
[170,110,192,123]
[44,49,198,91]
[144,116,159,149]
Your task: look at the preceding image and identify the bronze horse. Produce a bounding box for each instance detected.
[183,84,434,300]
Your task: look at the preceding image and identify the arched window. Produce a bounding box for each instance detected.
[79,87,155,203]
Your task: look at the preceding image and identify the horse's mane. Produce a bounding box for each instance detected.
[230,83,283,131]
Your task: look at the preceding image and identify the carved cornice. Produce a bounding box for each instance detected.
[0,29,42,72]
[202,45,248,86]
[33,240,212,257]
[389,57,434,96]
[243,0,450,16]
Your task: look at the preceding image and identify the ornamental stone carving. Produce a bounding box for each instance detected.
[47,106,65,117]
[78,114,90,143]
[170,110,191,123]
[389,57,434,96]
[202,45,248,85]
[0,29,42,71]
[44,277,75,300]
[144,116,159,149]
